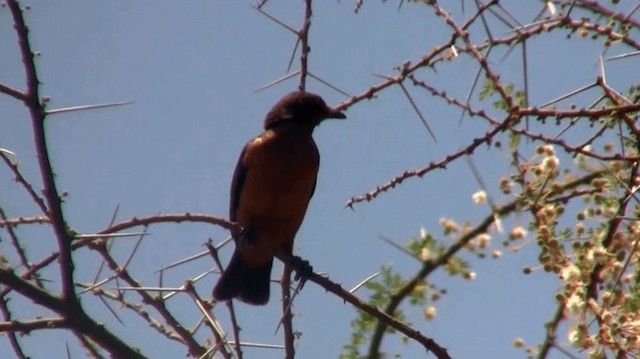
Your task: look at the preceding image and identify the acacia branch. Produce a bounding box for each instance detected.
[537,302,565,359]
[206,241,243,358]
[366,169,603,357]
[586,161,640,299]
[6,0,77,305]
[0,267,147,358]
[0,297,28,359]
[347,114,518,207]
[0,81,28,101]
[0,207,43,288]
[99,213,235,235]
[275,253,451,359]
[408,74,638,162]
[281,265,296,359]
[89,242,207,357]
[298,0,312,91]
[0,316,67,332]
[0,150,48,214]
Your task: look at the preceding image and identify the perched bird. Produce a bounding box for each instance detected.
[213,91,346,305]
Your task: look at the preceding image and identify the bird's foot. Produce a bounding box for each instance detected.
[290,255,313,287]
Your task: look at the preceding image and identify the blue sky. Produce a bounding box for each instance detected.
[1,1,637,358]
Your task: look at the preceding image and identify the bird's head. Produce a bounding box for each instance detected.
[263,91,346,130]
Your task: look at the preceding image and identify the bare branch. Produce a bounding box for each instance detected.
[6,0,78,305]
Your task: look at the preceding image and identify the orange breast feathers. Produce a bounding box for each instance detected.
[234,129,320,265]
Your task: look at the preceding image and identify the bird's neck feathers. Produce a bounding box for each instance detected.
[265,118,317,136]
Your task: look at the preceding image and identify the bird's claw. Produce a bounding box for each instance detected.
[290,255,313,286]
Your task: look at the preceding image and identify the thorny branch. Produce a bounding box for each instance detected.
[275,253,452,359]
[1,0,639,358]
[6,0,78,306]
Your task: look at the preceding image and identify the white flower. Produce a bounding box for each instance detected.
[449,45,458,58]
[493,215,503,233]
[419,248,430,261]
[463,271,476,281]
[423,306,437,320]
[542,155,560,170]
[472,190,487,205]
[510,227,527,240]
[560,263,580,281]
[568,327,584,347]
[477,233,491,248]
[566,293,585,316]
[541,144,556,156]
[546,1,557,15]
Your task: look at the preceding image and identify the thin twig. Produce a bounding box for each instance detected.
[281,264,295,359]
[298,0,313,91]
[0,151,48,214]
[0,297,29,359]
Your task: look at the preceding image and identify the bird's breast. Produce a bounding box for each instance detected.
[236,131,319,243]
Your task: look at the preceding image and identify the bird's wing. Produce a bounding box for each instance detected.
[229,141,250,223]
[309,155,319,199]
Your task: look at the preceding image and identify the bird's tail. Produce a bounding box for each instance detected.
[213,250,273,305]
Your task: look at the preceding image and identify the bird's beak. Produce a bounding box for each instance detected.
[325,107,346,120]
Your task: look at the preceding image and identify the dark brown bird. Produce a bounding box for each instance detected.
[213,91,346,305]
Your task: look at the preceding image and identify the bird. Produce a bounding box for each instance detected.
[213,91,346,305]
